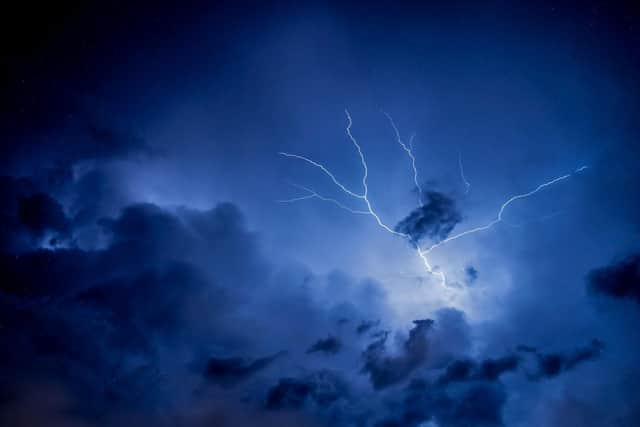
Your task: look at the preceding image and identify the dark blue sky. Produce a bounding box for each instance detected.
[1,1,639,426]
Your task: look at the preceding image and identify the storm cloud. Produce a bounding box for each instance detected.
[587,253,640,304]
[204,352,284,386]
[526,339,604,380]
[395,191,462,244]
[361,320,433,389]
[1,1,638,426]
[306,336,342,355]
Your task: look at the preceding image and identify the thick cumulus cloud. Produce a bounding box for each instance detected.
[376,339,604,427]
[361,308,470,390]
[0,166,396,424]
[378,379,508,427]
[395,191,462,244]
[3,195,601,427]
[361,320,432,389]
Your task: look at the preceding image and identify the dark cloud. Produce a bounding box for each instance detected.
[360,308,472,390]
[438,355,520,385]
[361,319,434,389]
[17,192,70,238]
[465,266,478,284]
[0,197,271,413]
[587,253,640,304]
[306,336,341,355]
[516,345,537,353]
[0,176,71,253]
[266,370,349,411]
[0,160,616,427]
[356,319,380,335]
[204,352,283,387]
[70,168,127,228]
[0,382,321,427]
[529,339,604,380]
[395,191,462,244]
[435,339,603,388]
[0,175,397,426]
[266,378,315,410]
[437,359,475,385]
[75,262,219,349]
[379,378,507,427]
[0,249,100,297]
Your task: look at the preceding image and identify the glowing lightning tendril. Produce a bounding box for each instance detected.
[458,149,471,194]
[383,112,424,205]
[279,110,587,286]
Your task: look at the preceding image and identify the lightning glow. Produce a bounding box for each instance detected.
[458,149,471,194]
[279,109,440,281]
[280,110,587,286]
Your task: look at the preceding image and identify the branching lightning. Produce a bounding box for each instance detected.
[423,165,588,255]
[278,183,370,215]
[383,112,424,205]
[279,110,587,286]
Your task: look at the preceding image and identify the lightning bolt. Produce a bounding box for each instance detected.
[423,165,588,255]
[383,112,424,205]
[279,110,587,287]
[278,183,370,215]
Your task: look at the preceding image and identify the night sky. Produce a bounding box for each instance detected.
[2,1,640,426]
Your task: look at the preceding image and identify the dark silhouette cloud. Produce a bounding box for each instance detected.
[360,308,472,390]
[477,355,521,381]
[426,308,472,367]
[0,176,71,252]
[356,319,380,335]
[438,355,520,385]
[267,378,315,410]
[0,197,280,413]
[395,191,462,244]
[361,319,434,389]
[530,339,604,380]
[17,192,70,238]
[0,178,395,425]
[306,336,341,355]
[465,266,478,284]
[204,352,283,386]
[435,340,602,388]
[266,370,348,411]
[587,253,640,304]
[379,378,508,427]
